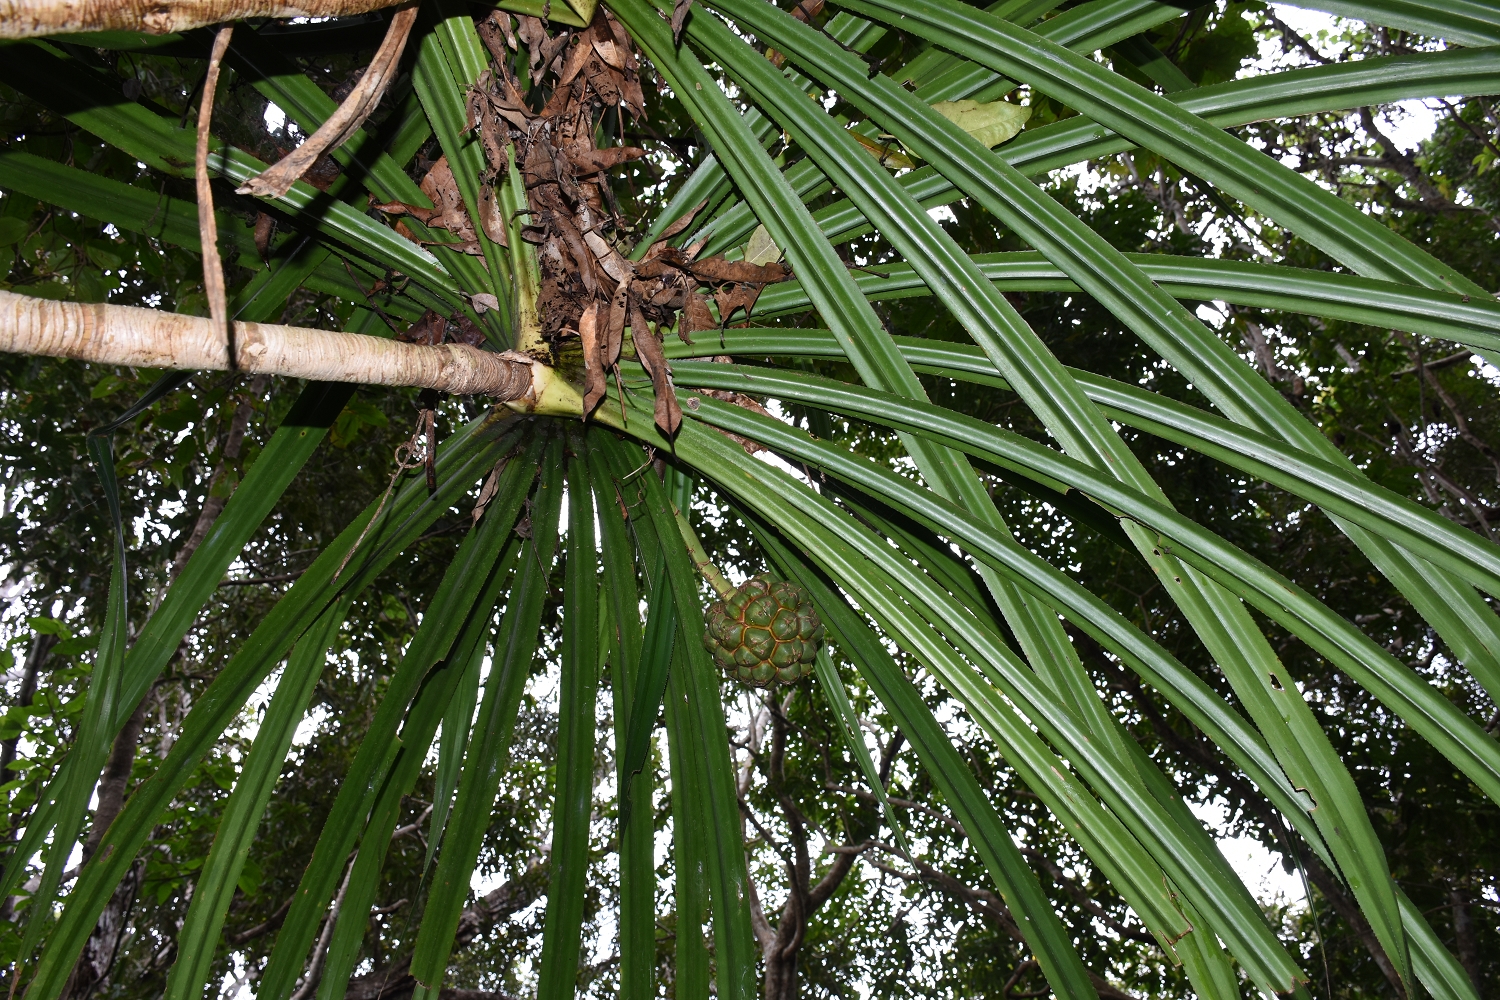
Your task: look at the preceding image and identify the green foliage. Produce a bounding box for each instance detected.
[2,4,1500,1000]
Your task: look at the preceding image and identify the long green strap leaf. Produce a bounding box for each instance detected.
[22,411,523,1000]
[619,555,676,824]
[743,255,1500,352]
[257,435,542,1000]
[587,436,655,1000]
[1288,0,1500,47]
[603,435,758,1000]
[669,350,1500,608]
[685,8,1420,983]
[676,379,1500,801]
[162,601,349,1000]
[658,416,1309,996]
[405,438,565,1000]
[536,449,601,1000]
[426,638,485,874]
[748,47,1500,255]
[811,648,910,857]
[315,535,522,1000]
[750,501,1138,999]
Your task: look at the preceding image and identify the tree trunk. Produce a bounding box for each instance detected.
[0,0,407,39]
[0,633,54,924]
[1450,886,1482,999]
[761,940,799,1000]
[0,633,52,794]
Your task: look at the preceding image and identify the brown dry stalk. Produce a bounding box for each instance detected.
[237,3,419,198]
[197,25,233,358]
[0,290,539,398]
[0,0,406,39]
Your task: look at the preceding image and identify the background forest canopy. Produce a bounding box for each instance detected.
[0,1,1497,1000]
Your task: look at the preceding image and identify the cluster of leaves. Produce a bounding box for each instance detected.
[2,2,1499,1000]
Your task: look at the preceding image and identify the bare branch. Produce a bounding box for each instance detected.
[0,0,408,40]
[237,4,418,199]
[0,290,541,399]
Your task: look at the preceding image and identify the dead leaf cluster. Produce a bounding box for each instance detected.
[398,308,488,348]
[373,7,789,434]
[485,9,790,435]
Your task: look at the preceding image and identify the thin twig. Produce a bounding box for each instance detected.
[196,26,234,367]
[333,414,431,581]
[238,4,420,198]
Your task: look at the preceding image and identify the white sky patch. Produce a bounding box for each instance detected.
[1269,5,1439,150]
[263,101,287,134]
[1190,797,1307,909]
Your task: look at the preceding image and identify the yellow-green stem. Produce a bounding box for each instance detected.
[673,503,735,599]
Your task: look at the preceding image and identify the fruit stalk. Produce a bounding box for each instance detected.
[672,503,735,599]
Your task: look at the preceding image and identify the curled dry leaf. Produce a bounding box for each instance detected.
[420,157,476,243]
[400,310,446,347]
[651,198,708,247]
[629,293,681,436]
[714,283,765,327]
[688,257,787,284]
[471,456,510,526]
[450,314,488,347]
[579,302,607,417]
[253,211,275,265]
[570,146,647,176]
[671,0,692,45]
[681,291,715,343]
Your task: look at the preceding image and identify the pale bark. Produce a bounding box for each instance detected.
[196,26,233,350]
[0,0,405,39]
[237,3,418,199]
[0,290,539,399]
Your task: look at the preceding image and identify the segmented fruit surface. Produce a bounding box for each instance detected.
[702,574,824,686]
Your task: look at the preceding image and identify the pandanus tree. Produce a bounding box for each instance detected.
[1,0,1499,998]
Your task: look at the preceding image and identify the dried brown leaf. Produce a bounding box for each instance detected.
[419,156,477,242]
[580,302,607,417]
[631,294,681,435]
[647,199,708,251]
[569,146,646,175]
[557,33,593,88]
[714,282,764,325]
[477,182,508,246]
[604,277,628,368]
[452,313,488,347]
[253,211,275,265]
[400,310,446,346]
[373,199,444,225]
[689,257,788,283]
[671,0,692,45]
[681,291,715,342]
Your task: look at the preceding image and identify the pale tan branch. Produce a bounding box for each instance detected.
[197,25,233,350]
[237,3,418,199]
[0,0,406,38]
[0,290,538,399]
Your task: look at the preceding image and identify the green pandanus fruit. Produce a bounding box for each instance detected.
[703,575,824,687]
